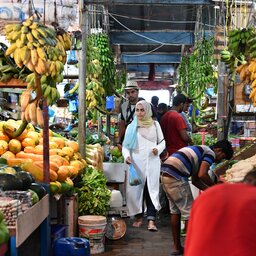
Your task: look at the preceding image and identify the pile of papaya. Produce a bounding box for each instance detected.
[0,119,88,194]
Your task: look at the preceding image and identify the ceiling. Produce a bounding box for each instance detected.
[108,0,218,84]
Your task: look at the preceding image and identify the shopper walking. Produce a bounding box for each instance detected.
[161,140,233,255]
[160,93,193,157]
[122,100,166,231]
[184,183,256,256]
[118,81,156,146]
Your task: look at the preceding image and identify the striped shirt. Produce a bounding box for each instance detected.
[161,145,215,181]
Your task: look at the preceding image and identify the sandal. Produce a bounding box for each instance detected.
[170,246,184,255]
[148,220,158,232]
[132,217,143,228]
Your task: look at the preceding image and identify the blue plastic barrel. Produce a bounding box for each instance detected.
[53,237,90,256]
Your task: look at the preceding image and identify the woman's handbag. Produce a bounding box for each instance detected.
[129,164,142,186]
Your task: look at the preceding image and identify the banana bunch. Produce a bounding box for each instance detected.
[220,50,231,63]
[20,90,44,128]
[0,42,31,82]
[57,32,72,51]
[94,33,116,96]
[4,16,68,82]
[236,63,250,82]
[41,83,60,106]
[86,78,105,110]
[249,80,256,107]
[227,28,254,56]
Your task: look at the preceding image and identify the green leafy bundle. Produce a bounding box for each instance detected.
[77,167,111,216]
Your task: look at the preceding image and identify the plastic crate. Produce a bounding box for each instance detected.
[51,224,67,245]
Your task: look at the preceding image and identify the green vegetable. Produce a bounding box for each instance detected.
[77,167,111,216]
[0,222,9,245]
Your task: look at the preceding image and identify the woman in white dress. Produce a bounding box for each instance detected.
[122,100,166,231]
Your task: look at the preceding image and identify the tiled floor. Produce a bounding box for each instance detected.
[102,212,185,256]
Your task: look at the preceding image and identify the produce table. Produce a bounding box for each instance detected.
[8,194,49,256]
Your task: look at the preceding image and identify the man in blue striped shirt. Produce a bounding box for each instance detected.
[161,140,233,255]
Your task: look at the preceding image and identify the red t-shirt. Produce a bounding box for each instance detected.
[185,183,256,256]
[160,111,188,155]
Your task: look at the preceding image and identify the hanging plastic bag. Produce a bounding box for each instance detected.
[129,164,142,186]
[67,50,78,65]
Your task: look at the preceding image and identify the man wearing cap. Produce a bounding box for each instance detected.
[160,93,193,158]
[117,81,142,145]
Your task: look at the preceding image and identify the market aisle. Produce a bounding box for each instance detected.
[102,212,185,256]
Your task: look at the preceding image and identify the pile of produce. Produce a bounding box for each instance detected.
[0,42,30,82]
[3,15,71,135]
[0,119,87,195]
[76,167,111,216]
[177,36,218,127]
[0,210,9,244]
[86,143,104,170]
[109,146,124,163]
[224,155,256,183]
[220,27,256,106]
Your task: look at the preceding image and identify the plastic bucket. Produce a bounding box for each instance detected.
[78,215,107,254]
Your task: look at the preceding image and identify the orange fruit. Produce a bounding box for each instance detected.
[62,147,74,159]
[0,131,10,142]
[65,140,79,153]
[51,137,65,149]
[57,166,70,181]
[8,139,22,154]
[21,137,36,148]
[26,131,40,145]
[0,140,9,155]
[1,150,15,159]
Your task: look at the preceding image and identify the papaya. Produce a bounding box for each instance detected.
[0,131,10,142]
[1,151,15,160]
[50,169,58,182]
[20,162,44,182]
[24,146,37,154]
[65,140,79,153]
[7,158,33,167]
[34,160,59,172]
[26,131,40,145]
[67,165,78,178]
[0,140,8,155]
[50,137,65,149]
[8,139,22,154]
[62,146,74,159]
[57,166,69,181]
[21,137,36,148]
[34,145,43,154]
[16,151,43,161]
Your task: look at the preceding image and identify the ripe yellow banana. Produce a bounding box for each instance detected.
[24,104,31,122]
[29,101,37,124]
[5,43,17,56]
[35,58,46,74]
[36,107,44,128]
[31,48,38,66]
[20,90,31,112]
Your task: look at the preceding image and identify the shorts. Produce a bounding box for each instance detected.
[161,174,193,220]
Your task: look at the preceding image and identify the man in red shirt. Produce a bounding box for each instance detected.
[160,94,193,156]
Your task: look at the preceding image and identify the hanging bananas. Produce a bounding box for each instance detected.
[4,16,72,109]
[4,16,70,80]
